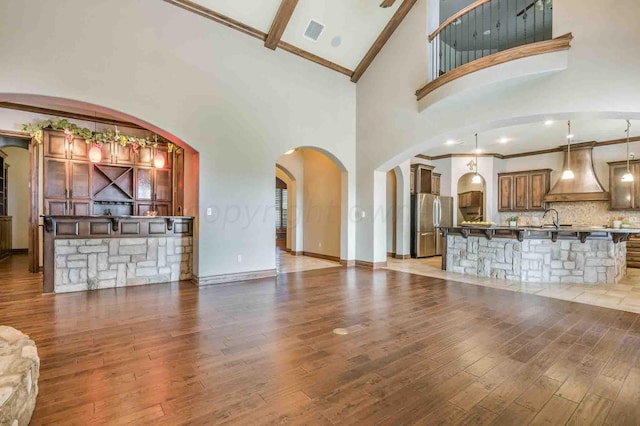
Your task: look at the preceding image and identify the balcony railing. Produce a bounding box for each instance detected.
[428,0,553,82]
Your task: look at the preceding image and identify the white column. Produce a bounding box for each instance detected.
[395,160,411,258]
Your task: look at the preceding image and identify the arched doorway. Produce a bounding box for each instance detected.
[457,172,486,224]
[276,147,348,273]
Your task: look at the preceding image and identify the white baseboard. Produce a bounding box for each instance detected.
[192,268,277,286]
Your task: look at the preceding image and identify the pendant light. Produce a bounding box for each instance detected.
[88,116,102,163]
[561,120,575,180]
[622,120,634,182]
[153,134,165,169]
[472,133,482,184]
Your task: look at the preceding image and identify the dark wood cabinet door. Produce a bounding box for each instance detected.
[155,169,172,202]
[69,161,91,200]
[529,172,548,210]
[45,200,67,216]
[70,201,91,216]
[173,150,184,215]
[431,174,441,195]
[136,202,154,216]
[44,158,68,199]
[136,146,153,167]
[100,142,113,164]
[610,165,634,209]
[135,168,153,200]
[115,143,135,165]
[155,203,170,216]
[44,133,68,159]
[498,176,513,211]
[69,138,88,160]
[513,174,528,210]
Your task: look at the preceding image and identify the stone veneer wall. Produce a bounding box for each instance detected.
[447,235,627,284]
[0,326,39,426]
[54,236,193,293]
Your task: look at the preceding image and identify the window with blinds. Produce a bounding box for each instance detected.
[275,188,288,231]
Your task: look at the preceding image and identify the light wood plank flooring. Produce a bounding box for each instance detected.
[1,254,640,425]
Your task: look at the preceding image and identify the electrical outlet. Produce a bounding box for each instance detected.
[206,208,212,216]
[237,255,242,263]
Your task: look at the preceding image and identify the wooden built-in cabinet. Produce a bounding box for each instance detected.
[411,164,441,195]
[43,129,184,216]
[608,160,640,210]
[458,191,482,208]
[0,151,8,216]
[498,169,551,212]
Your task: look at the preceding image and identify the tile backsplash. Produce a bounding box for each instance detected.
[496,201,640,227]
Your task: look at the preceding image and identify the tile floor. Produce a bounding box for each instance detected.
[277,250,341,273]
[385,256,640,314]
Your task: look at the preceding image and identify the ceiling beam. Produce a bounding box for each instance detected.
[265,0,299,50]
[163,0,353,78]
[0,102,145,130]
[351,0,417,83]
[380,0,398,8]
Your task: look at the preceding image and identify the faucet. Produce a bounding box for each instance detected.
[543,208,560,229]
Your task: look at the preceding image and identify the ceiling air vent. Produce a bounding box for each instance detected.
[303,20,325,42]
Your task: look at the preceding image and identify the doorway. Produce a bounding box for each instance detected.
[275,177,288,250]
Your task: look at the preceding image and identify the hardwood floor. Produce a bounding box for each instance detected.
[1,254,640,425]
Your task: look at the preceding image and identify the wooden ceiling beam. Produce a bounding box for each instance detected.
[380,0,398,8]
[351,0,417,83]
[265,0,299,50]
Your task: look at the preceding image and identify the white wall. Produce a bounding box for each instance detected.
[356,0,640,263]
[0,0,356,278]
[302,149,342,258]
[3,147,29,249]
[386,170,396,254]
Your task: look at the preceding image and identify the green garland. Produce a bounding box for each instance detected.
[22,117,176,152]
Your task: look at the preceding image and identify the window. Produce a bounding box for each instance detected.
[275,178,288,231]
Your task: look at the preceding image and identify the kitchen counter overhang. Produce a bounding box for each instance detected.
[439,226,634,285]
[440,226,640,243]
[43,215,194,293]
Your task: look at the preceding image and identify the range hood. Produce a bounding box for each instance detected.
[544,143,609,202]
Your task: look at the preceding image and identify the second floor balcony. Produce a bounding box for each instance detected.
[417,0,572,105]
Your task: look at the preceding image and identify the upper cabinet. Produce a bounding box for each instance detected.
[609,160,640,210]
[411,164,441,195]
[42,129,183,217]
[498,169,551,212]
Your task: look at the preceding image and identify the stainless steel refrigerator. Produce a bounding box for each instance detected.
[411,194,453,258]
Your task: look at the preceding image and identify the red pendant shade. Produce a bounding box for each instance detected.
[89,145,102,163]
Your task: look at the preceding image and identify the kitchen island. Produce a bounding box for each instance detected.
[43,215,194,293]
[440,226,640,284]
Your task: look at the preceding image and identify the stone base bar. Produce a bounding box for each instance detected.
[446,236,626,284]
[43,215,194,293]
[439,226,640,285]
[0,326,39,426]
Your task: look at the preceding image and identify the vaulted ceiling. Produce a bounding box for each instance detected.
[164,0,417,82]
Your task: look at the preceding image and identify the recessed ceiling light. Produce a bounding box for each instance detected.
[499,137,510,144]
[483,29,491,35]
[544,120,554,126]
[445,139,458,145]
[331,36,342,47]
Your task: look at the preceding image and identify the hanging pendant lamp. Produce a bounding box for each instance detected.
[622,120,634,182]
[561,120,575,180]
[472,133,482,184]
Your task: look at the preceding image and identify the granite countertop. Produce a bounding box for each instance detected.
[42,215,195,219]
[440,225,640,234]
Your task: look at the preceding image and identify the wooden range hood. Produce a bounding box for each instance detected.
[544,143,609,202]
